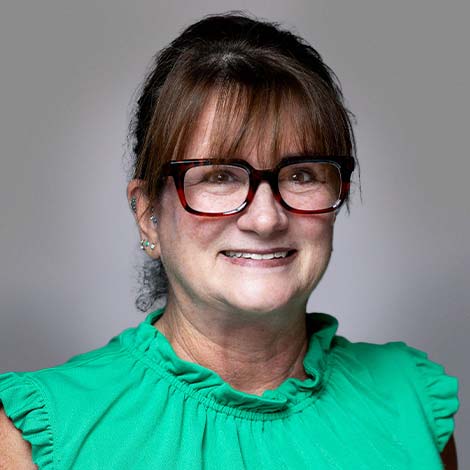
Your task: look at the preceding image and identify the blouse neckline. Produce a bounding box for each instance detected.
[122,308,339,416]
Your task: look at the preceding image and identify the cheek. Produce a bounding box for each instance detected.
[297,215,335,272]
[158,191,228,261]
[176,215,227,251]
[297,214,334,246]
[313,220,334,259]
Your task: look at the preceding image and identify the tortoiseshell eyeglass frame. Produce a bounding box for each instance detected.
[160,156,355,217]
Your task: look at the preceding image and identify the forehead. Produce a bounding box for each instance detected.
[183,92,310,168]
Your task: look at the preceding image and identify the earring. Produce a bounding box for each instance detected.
[130,197,137,213]
[140,239,156,250]
[149,206,158,224]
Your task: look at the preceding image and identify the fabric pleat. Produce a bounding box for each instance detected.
[0,308,459,469]
[399,344,459,452]
[0,372,54,469]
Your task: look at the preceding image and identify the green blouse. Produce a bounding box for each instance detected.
[0,309,459,469]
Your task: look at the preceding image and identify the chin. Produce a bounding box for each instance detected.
[224,284,298,315]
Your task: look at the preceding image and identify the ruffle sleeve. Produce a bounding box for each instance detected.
[401,344,459,452]
[0,372,54,469]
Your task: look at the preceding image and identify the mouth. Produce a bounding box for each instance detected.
[221,249,297,260]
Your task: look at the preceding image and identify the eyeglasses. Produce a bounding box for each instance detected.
[161,156,355,217]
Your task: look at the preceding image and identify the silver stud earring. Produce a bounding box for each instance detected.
[150,215,158,224]
[130,197,137,213]
[140,239,156,250]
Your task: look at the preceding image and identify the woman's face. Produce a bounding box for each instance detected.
[153,103,336,317]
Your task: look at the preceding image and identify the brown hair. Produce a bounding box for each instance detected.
[128,12,358,311]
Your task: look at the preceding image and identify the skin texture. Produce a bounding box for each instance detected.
[0,408,37,469]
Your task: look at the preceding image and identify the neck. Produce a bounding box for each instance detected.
[155,300,309,396]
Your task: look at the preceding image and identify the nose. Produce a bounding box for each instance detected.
[236,182,288,237]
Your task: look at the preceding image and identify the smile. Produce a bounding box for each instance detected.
[221,250,296,260]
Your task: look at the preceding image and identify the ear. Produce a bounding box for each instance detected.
[127,179,161,258]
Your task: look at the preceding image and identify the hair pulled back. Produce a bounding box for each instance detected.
[128,12,357,312]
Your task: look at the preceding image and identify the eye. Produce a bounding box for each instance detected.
[184,165,248,189]
[286,169,319,184]
[282,168,319,185]
[204,170,238,184]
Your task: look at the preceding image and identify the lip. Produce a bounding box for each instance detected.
[219,248,297,268]
[220,247,295,255]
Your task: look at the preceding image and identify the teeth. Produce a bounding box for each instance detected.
[224,251,289,259]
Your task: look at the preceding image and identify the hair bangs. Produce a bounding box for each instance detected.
[199,75,352,169]
[138,43,355,202]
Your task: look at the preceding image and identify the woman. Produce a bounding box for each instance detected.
[0,13,459,469]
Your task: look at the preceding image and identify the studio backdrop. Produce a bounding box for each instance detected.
[0,0,468,466]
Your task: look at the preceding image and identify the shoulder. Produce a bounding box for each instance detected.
[0,326,141,413]
[326,336,417,391]
[329,336,459,453]
[0,326,138,469]
[0,407,36,469]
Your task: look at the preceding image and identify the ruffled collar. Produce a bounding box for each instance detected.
[122,308,338,415]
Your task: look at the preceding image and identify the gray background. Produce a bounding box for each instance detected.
[1,0,468,465]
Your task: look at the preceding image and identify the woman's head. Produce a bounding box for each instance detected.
[128,12,357,311]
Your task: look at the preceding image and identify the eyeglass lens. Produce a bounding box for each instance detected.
[183,162,341,214]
